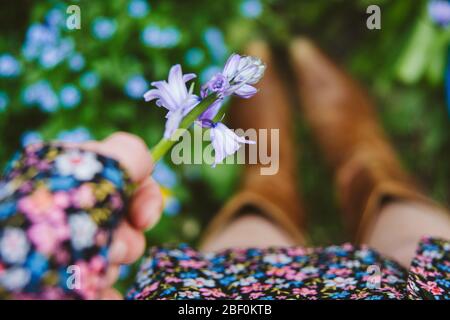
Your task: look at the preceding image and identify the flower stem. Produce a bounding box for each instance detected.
[150,94,217,162]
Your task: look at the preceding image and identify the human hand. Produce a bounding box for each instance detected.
[72,132,163,299]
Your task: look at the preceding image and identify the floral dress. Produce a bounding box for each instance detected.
[0,144,133,299]
[126,238,450,300]
[0,144,449,300]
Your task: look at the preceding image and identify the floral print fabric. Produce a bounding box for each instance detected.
[0,144,448,300]
[0,144,133,299]
[127,237,450,300]
[407,237,450,299]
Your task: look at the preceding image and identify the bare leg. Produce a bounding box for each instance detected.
[200,213,297,252]
[363,201,450,268]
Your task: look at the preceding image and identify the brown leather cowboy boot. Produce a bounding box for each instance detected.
[288,38,439,242]
[200,41,306,248]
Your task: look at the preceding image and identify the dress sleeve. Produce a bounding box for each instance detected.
[0,143,134,299]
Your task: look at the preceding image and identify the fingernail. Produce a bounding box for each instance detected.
[109,240,127,262]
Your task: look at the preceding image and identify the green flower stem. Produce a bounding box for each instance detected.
[150,94,217,162]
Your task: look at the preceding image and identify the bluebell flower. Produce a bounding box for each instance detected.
[201,53,265,100]
[68,53,85,71]
[128,0,150,18]
[200,65,222,84]
[59,84,81,109]
[185,48,205,67]
[0,91,9,111]
[0,54,21,78]
[197,54,265,150]
[92,17,117,40]
[428,0,450,26]
[205,122,255,167]
[203,27,228,63]
[125,75,149,99]
[21,131,43,147]
[80,71,100,89]
[144,64,199,138]
[57,127,92,143]
[240,0,263,18]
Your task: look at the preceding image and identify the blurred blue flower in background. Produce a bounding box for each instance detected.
[59,85,81,109]
[22,23,58,61]
[0,91,9,111]
[428,0,450,26]
[22,22,73,70]
[203,27,228,63]
[80,71,100,90]
[185,48,205,67]
[22,80,59,112]
[68,53,85,71]
[200,65,222,83]
[119,265,131,280]
[21,131,43,147]
[164,197,181,216]
[240,0,263,18]
[142,25,181,48]
[45,8,65,28]
[142,25,160,47]
[128,0,150,18]
[0,54,22,78]
[92,17,117,40]
[39,38,74,69]
[39,92,59,113]
[125,74,149,99]
[57,127,92,143]
[153,161,178,188]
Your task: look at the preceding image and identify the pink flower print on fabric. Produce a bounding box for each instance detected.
[18,187,70,225]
